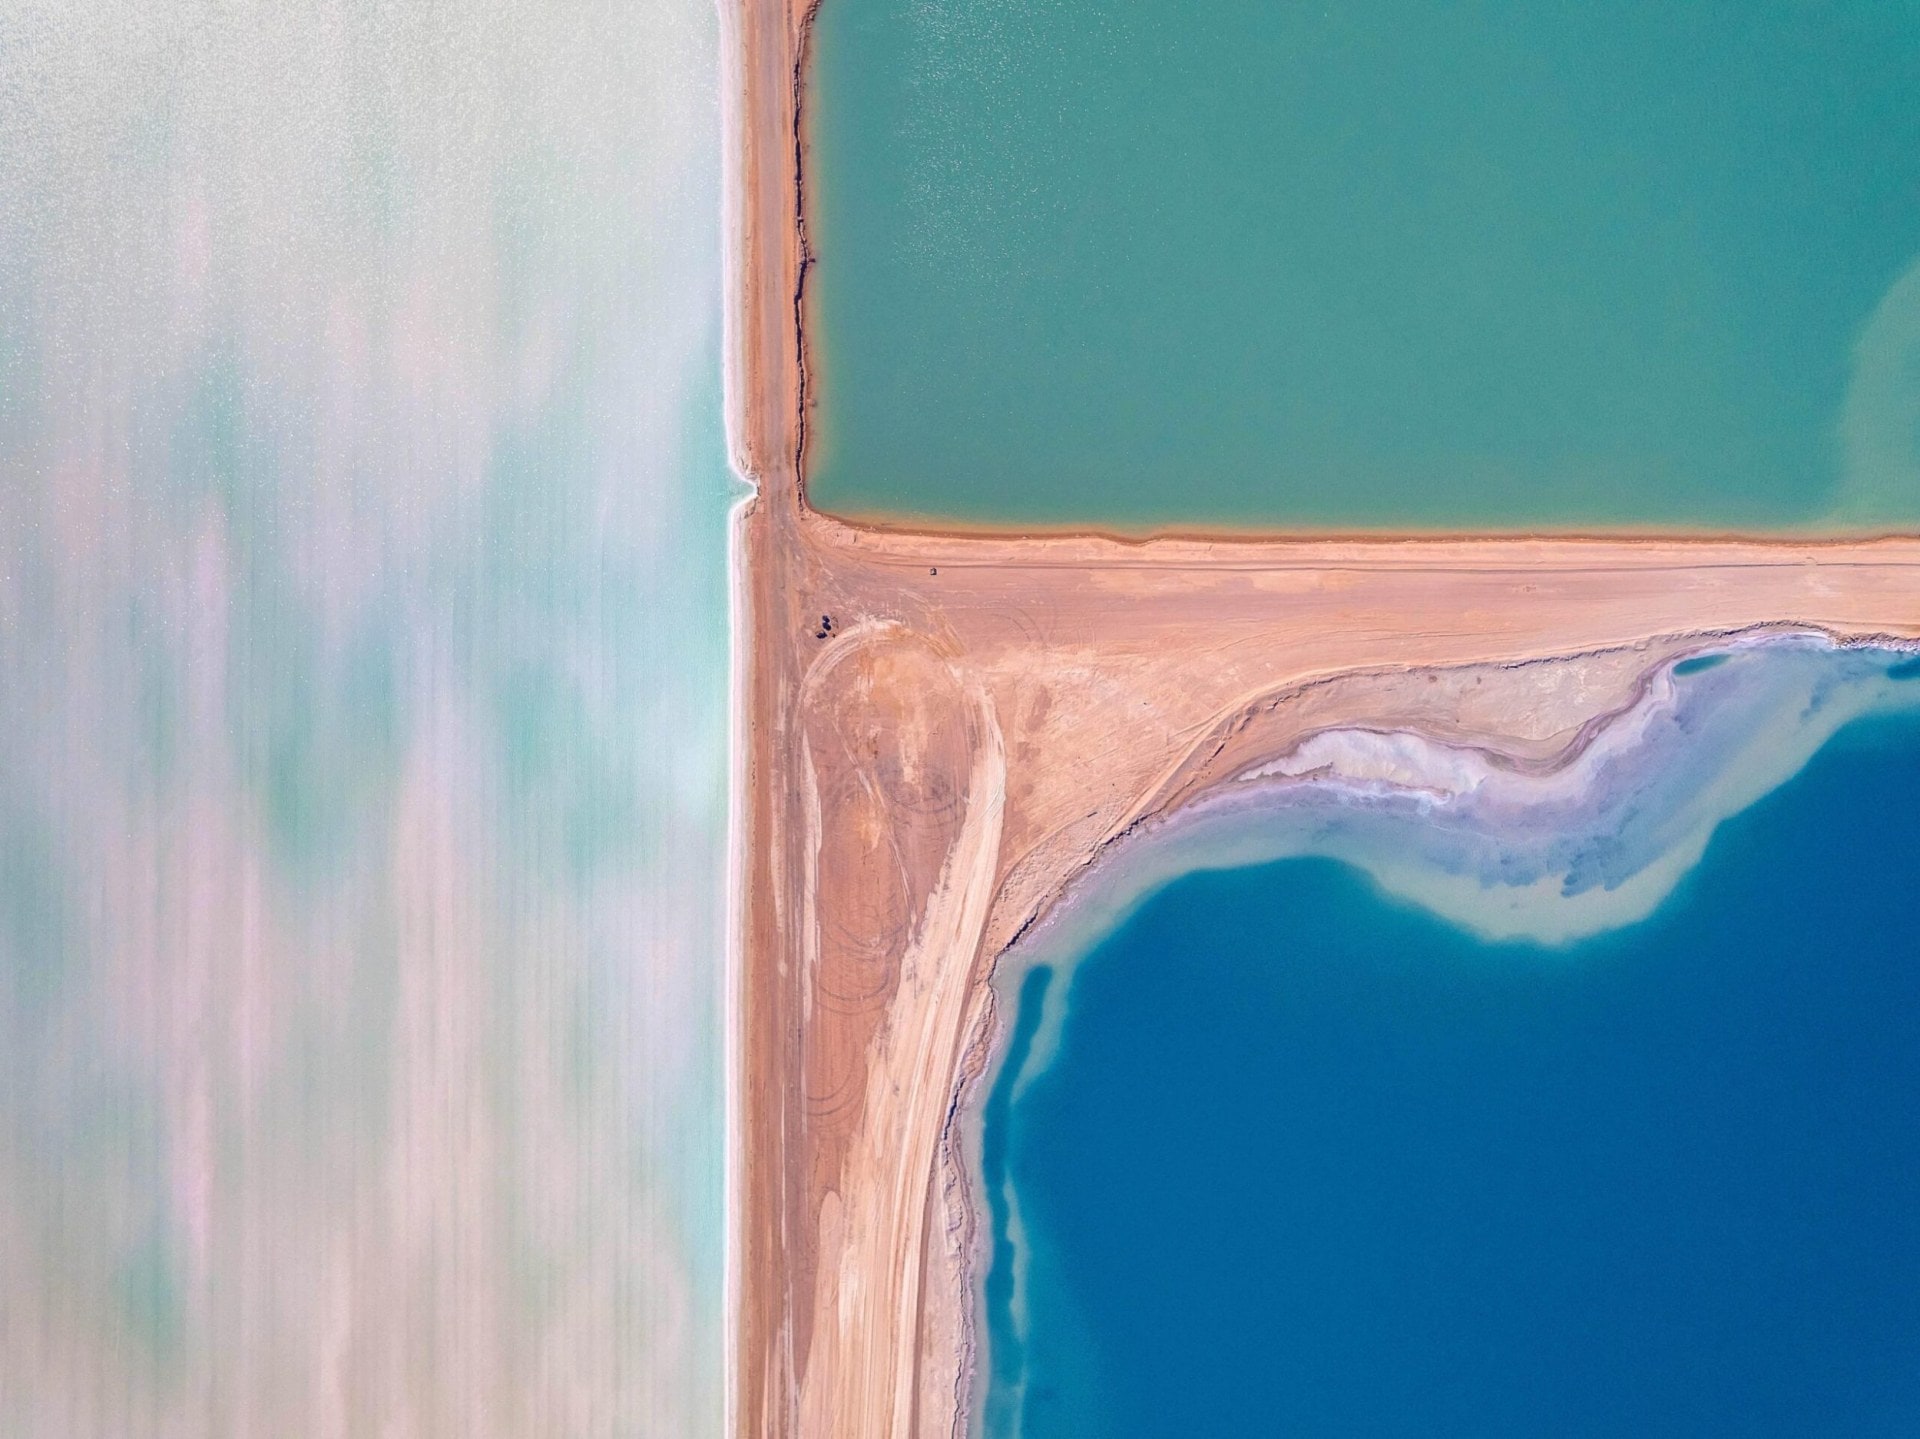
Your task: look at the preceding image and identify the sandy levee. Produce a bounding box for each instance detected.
[719,1,1920,1436]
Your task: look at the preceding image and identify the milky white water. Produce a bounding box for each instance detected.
[0,3,729,1432]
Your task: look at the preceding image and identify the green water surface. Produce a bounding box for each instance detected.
[807,0,1920,530]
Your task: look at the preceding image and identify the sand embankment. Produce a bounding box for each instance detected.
[733,508,1920,1439]
[718,0,1920,1435]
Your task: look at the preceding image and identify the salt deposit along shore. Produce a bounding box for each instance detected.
[719,1,1920,1436]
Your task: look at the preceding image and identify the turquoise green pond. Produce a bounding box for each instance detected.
[807,0,1920,530]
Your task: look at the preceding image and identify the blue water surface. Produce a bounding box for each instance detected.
[994,710,1920,1436]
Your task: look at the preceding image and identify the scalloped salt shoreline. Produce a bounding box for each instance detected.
[968,631,1920,1435]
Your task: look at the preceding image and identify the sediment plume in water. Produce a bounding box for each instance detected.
[998,634,1920,1106]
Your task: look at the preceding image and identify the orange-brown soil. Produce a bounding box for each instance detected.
[722,3,1920,1437]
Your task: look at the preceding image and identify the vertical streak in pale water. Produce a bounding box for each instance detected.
[0,3,727,1434]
